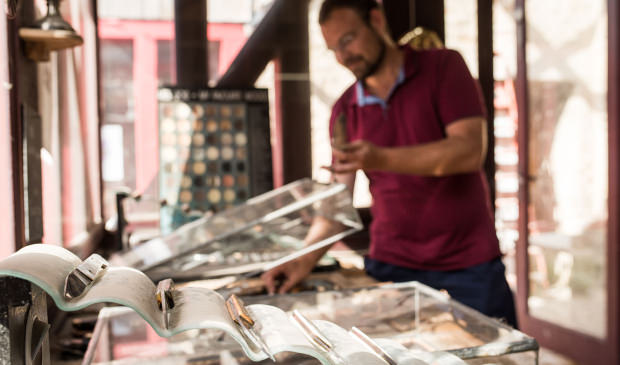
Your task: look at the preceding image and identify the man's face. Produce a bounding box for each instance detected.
[321,8,385,80]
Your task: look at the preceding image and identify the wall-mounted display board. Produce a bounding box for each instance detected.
[157,87,272,233]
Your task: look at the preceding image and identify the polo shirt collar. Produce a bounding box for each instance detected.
[353,47,418,107]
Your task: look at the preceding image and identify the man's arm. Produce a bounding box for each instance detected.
[261,171,356,294]
[329,116,487,176]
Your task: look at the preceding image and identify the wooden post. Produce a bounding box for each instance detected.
[174,0,208,88]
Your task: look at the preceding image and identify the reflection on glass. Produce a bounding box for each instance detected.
[525,0,607,338]
[99,40,135,218]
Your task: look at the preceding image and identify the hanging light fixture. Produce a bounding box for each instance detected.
[31,0,76,31]
[19,0,83,61]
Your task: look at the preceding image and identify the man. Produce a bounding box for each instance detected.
[262,0,517,327]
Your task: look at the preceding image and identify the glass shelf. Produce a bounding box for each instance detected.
[83,282,538,365]
[111,178,363,281]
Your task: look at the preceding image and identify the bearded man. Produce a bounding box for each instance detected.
[262,0,517,328]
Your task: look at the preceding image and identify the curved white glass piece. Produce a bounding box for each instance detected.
[0,244,263,360]
[0,244,465,365]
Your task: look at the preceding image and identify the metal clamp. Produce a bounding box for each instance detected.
[226,294,275,361]
[156,279,175,329]
[25,310,50,365]
[63,254,109,299]
[290,310,333,353]
[350,327,397,365]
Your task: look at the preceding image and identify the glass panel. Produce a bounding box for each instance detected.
[99,39,135,218]
[156,39,219,85]
[525,0,607,338]
[0,8,14,258]
[157,39,176,86]
[493,0,519,290]
[110,179,363,282]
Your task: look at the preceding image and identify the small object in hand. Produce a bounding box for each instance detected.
[331,112,348,148]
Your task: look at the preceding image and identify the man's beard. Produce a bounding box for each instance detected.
[360,38,386,80]
[345,31,386,80]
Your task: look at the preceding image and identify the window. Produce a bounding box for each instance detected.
[97,2,260,244]
[0,8,15,258]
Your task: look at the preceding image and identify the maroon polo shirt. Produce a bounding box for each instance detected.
[329,48,501,271]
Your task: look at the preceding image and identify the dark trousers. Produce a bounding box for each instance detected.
[364,256,518,328]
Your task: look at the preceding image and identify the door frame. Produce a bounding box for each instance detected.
[514,0,620,363]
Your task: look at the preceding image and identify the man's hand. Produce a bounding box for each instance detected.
[327,140,385,174]
[261,216,341,294]
[325,117,487,177]
[260,253,319,294]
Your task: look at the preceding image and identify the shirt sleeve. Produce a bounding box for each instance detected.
[435,49,486,127]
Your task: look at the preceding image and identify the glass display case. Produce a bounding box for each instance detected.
[110,179,363,282]
[82,282,538,365]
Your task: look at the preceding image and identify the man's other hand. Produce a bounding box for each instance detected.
[326,140,385,174]
[260,254,318,294]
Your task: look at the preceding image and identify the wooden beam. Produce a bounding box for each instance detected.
[216,0,284,88]
[478,0,495,205]
[413,0,445,43]
[382,0,415,42]
[218,0,311,185]
[608,0,620,362]
[174,0,208,87]
[276,0,311,184]
[12,0,43,246]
